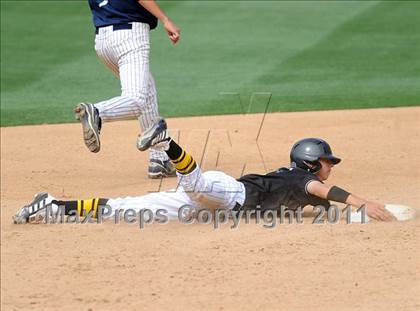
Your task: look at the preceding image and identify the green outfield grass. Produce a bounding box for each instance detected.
[1,1,419,126]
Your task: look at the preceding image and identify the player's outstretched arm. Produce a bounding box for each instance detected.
[138,0,181,44]
[307,181,395,221]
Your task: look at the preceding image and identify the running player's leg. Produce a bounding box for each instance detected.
[95,34,119,78]
[139,73,174,177]
[73,28,123,154]
[139,74,169,162]
[93,23,151,121]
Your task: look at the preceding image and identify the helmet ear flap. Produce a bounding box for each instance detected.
[302,160,321,173]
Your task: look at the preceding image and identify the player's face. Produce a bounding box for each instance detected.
[316,158,335,181]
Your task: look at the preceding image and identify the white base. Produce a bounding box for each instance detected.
[350,204,417,223]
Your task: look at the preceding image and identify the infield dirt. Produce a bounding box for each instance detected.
[1,107,419,311]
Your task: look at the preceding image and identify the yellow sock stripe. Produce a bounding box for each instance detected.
[84,199,93,214]
[172,150,186,164]
[174,154,192,171]
[77,199,100,217]
[178,159,197,174]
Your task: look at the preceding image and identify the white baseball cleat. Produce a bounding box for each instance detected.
[13,193,56,224]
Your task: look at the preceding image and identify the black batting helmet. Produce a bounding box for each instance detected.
[290,138,341,173]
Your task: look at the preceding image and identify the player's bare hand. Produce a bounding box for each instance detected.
[365,202,396,221]
[163,19,180,44]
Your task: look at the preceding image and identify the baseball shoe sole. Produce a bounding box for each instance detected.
[148,159,176,179]
[74,103,101,153]
[13,192,52,224]
[137,118,169,151]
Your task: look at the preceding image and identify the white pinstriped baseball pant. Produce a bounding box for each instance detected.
[93,22,168,162]
[106,167,246,220]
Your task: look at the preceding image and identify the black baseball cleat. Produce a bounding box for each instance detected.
[74,103,102,153]
[137,118,170,151]
[148,159,176,179]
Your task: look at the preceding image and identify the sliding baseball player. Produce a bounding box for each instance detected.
[13,118,394,224]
